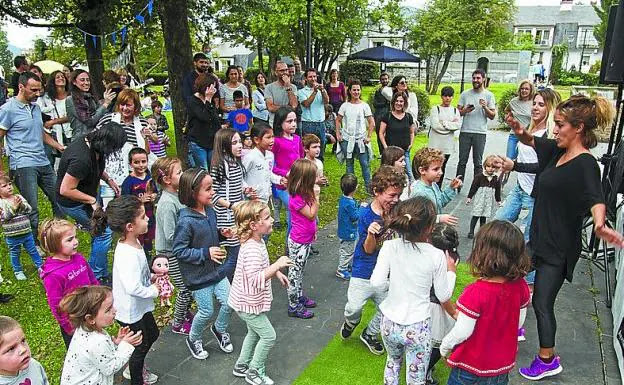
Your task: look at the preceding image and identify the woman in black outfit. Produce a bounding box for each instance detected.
[379,91,416,181]
[503,95,624,381]
[187,73,221,170]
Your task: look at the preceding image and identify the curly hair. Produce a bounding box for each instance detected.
[411,147,445,179]
[371,165,406,196]
[469,220,530,280]
[234,200,271,243]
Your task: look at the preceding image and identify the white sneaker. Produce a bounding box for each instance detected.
[14,271,26,281]
[122,365,158,384]
[122,365,130,380]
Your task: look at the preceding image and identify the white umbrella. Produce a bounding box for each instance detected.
[34,60,65,74]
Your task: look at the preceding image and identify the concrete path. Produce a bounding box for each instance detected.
[125,130,621,385]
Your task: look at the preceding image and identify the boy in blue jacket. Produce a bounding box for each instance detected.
[336,174,366,280]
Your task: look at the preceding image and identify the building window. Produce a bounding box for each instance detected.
[582,55,590,66]
[577,28,599,48]
[535,29,550,46]
[375,42,383,47]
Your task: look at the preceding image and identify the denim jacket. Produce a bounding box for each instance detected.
[338,195,360,241]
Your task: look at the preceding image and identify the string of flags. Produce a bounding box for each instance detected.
[75,0,154,47]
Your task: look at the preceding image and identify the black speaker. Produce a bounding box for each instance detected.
[603,0,624,83]
[600,4,619,84]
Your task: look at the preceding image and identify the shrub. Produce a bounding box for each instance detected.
[244,67,266,84]
[497,88,518,125]
[338,60,380,86]
[411,87,430,128]
[558,71,599,86]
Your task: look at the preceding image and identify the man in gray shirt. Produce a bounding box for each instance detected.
[265,60,299,126]
[456,68,496,187]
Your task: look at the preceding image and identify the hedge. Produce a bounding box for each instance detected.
[497,88,518,126]
[338,60,380,86]
[366,85,431,129]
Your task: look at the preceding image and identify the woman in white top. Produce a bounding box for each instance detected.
[252,72,269,123]
[382,75,419,127]
[219,65,249,113]
[38,70,71,169]
[370,197,454,385]
[428,86,461,187]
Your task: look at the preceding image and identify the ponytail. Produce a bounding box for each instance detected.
[557,94,616,149]
[386,197,436,243]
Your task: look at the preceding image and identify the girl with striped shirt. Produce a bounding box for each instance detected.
[210,128,255,282]
[229,200,293,385]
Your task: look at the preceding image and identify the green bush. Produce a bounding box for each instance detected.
[338,60,380,86]
[412,87,430,128]
[497,88,518,125]
[558,71,599,86]
[244,67,267,85]
[213,71,226,83]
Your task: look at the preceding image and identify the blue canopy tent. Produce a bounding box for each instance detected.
[346,45,420,63]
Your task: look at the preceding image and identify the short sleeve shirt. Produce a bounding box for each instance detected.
[337,102,373,141]
[288,194,317,244]
[219,83,249,111]
[381,112,413,151]
[227,108,253,133]
[458,89,495,134]
[56,138,104,208]
[297,86,325,122]
[265,81,291,126]
[0,98,50,169]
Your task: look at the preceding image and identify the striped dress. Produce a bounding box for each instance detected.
[211,158,244,247]
[228,239,273,314]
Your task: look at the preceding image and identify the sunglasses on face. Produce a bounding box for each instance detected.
[398,81,406,85]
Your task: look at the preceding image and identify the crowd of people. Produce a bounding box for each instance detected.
[0,50,622,385]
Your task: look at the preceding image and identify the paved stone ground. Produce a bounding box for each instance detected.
[119,130,621,385]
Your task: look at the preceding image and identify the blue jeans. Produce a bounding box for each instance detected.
[494,183,534,244]
[339,141,371,191]
[302,121,326,161]
[404,149,414,182]
[59,203,113,280]
[506,132,519,159]
[6,232,42,273]
[188,141,212,170]
[190,278,232,342]
[220,244,240,282]
[272,187,292,251]
[10,165,63,234]
[447,367,508,385]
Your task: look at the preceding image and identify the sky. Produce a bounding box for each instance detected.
[4,0,596,51]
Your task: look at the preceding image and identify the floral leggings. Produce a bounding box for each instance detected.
[287,238,312,308]
[381,315,432,385]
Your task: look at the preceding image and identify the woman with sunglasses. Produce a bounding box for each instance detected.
[382,75,419,130]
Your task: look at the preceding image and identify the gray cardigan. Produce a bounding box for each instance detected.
[155,189,185,256]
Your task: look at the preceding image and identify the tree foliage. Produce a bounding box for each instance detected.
[592,0,618,48]
[0,27,12,78]
[407,0,515,94]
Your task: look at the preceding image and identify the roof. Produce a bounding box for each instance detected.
[213,42,252,58]
[514,5,600,26]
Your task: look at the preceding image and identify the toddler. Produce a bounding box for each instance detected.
[466,155,502,238]
[336,174,365,280]
[0,316,49,384]
[381,145,409,200]
[146,117,169,158]
[148,100,169,132]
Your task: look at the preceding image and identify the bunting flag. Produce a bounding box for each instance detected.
[147,0,153,16]
[121,26,127,43]
[111,31,117,44]
[92,35,98,48]
[135,14,145,24]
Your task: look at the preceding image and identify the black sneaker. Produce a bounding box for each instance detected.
[467,232,474,239]
[186,337,209,359]
[340,320,358,339]
[0,293,13,304]
[360,330,384,355]
[211,324,234,353]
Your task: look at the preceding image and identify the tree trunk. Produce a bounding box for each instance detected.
[257,39,264,73]
[431,49,454,95]
[158,0,193,163]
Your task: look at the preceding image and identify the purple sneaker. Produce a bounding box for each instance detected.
[518,327,526,342]
[299,295,317,308]
[184,310,195,323]
[519,355,563,380]
[288,304,314,319]
[172,320,191,335]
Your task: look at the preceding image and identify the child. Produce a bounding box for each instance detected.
[105,196,161,385]
[149,100,169,132]
[271,107,304,233]
[146,117,169,159]
[336,174,365,280]
[303,133,328,200]
[0,316,49,384]
[440,220,531,385]
[323,103,337,149]
[59,286,143,385]
[466,155,502,238]
[242,134,253,158]
[284,158,320,319]
[427,222,460,384]
[152,157,194,335]
[121,148,158,259]
[229,200,293,385]
[242,122,286,205]
[227,90,253,135]
[370,197,454,385]
[409,147,462,225]
[340,165,405,355]
[0,175,42,280]
[211,128,253,281]
[173,168,234,360]
[381,145,409,200]
[39,219,99,347]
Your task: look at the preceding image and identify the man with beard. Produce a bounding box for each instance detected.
[455,69,495,190]
[0,72,65,235]
[182,53,219,107]
[373,72,390,156]
[265,61,299,126]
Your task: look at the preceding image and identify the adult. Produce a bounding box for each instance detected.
[237,66,253,109]
[252,72,269,123]
[29,66,45,86]
[298,68,329,161]
[219,65,249,114]
[293,58,305,88]
[187,74,220,169]
[455,68,496,187]
[95,88,151,207]
[502,95,624,380]
[505,80,535,160]
[326,69,346,114]
[0,72,65,235]
[10,56,29,96]
[379,91,416,181]
[182,53,217,107]
[62,66,72,82]
[428,86,461,187]
[265,60,298,126]
[382,75,419,128]
[372,72,390,154]
[38,71,71,168]
[116,68,131,89]
[336,80,374,191]
[65,69,116,138]
[57,123,126,283]
[495,88,560,248]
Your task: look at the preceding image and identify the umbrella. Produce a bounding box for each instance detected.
[347,45,420,63]
[34,60,65,74]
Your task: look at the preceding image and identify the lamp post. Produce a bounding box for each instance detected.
[460,44,467,93]
[306,0,312,68]
[578,29,588,71]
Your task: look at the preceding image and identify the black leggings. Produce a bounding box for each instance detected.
[469,216,486,234]
[437,154,451,188]
[118,312,160,385]
[532,261,566,349]
[428,347,441,372]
